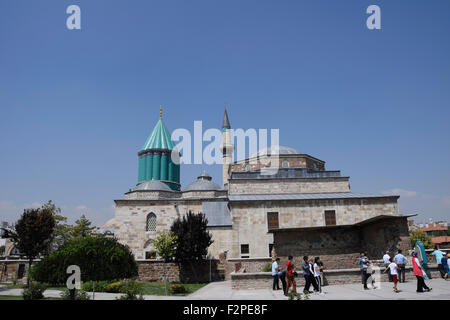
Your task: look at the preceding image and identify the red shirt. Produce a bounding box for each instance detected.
[412,257,423,277]
[286,261,293,276]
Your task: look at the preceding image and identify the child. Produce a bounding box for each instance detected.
[384,257,399,293]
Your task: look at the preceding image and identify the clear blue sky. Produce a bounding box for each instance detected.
[1,0,449,225]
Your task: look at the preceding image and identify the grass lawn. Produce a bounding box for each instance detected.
[139,282,207,296]
[0,295,62,300]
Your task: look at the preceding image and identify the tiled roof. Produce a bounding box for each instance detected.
[431,236,450,244]
[202,201,231,227]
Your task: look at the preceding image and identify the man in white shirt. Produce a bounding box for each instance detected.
[383,251,393,282]
[272,258,280,290]
[394,249,408,283]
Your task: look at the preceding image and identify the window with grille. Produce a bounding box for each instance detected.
[146,213,156,231]
[267,212,279,230]
[241,244,249,255]
[324,210,336,226]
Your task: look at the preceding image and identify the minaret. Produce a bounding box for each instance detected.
[220,107,234,186]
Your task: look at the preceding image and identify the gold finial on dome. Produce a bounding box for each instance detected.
[160,105,162,119]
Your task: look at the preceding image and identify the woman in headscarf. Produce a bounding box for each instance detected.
[412,251,432,293]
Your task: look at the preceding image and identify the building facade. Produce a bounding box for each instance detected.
[111,108,411,265]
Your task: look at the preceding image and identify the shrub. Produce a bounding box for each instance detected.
[81,280,111,292]
[170,284,187,294]
[261,262,272,272]
[105,281,123,293]
[30,236,138,285]
[22,282,47,300]
[116,280,144,300]
[60,289,90,300]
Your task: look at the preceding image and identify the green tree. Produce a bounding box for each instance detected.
[41,200,71,251]
[410,230,434,249]
[153,232,177,295]
[170,211,213,281]
[1,208,55,286]
[70,214,96,239]
[30,236,138,299]
[153,232,177,262]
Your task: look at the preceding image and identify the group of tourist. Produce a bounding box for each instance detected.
[360,246,449,294]
[272,246,449,297]
[271,256,325,296]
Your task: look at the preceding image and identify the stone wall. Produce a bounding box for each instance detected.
[0,259,33,283]
[114,200,203,259]
[273,216,410,269]
[229,178,350,195]
[208,227,233,260]
[231,154,325,173]
[114,199,230,260]
[228,197,399,259]
[224,258,272,280]
[231,265,442,290]
[361,217,411,258]
[137,260,223,283]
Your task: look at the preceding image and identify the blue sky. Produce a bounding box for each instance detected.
[1,0,449,225]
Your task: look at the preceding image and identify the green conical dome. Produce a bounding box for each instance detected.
[141,119,176,151]
[137,107,180,191]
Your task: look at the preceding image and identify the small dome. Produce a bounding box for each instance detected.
[134,180,173,191]
[197,171,212,181]
[184,172,221,191]
[251,145,301,158]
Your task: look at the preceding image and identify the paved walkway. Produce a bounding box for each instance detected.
[188,279,450,300]
[1,279,449,300]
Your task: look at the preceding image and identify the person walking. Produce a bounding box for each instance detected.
[432,246,448,279]
[279,267,287,294]
[412,251,432,293]
[302,256,313,294]
[384,257,399,293]
[272,257,281,290]
[383,251,393,282]
[360,253,373,290]
[285,256,297,295]
[313,257,323,294]
[317,257,327,286]
[394,249,408,283]
[358,252,366,284]
[441,254,449,280]
[308,258,319,292]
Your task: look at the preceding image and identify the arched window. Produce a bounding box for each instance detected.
[146,213,156,232]
[282,160,289,168]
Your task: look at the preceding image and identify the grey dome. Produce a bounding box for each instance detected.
[135,180,173,191]
[251,145,300,158]
[184,172,221,191]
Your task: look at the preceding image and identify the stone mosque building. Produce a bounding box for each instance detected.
[110,108,411,269]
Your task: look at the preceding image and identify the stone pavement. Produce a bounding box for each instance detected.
[188,278,450,300]
[1,279,449,300]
